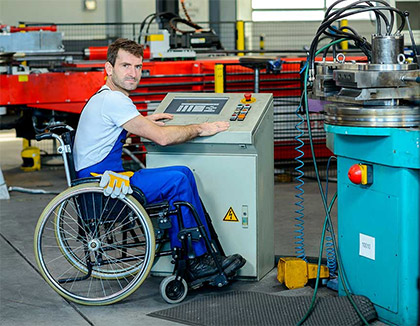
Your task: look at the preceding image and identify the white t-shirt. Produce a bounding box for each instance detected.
[74,85,140,171]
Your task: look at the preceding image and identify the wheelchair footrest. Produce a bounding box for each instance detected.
[188,271,229,290]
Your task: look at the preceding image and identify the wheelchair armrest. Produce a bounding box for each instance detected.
[132,186,147,205]
[71,177,101,186]
[144,200,170,212]
[70,180,148,206]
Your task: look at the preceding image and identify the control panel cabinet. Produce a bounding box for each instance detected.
[144,93,274,280]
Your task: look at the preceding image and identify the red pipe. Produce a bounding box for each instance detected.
[9,25,57,32]
[84,46,108,60]
[84,46,150,61]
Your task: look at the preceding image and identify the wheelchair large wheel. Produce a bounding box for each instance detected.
[34,183,155,305]
[53,196,144,279]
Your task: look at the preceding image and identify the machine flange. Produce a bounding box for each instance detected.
[324,105,420,127]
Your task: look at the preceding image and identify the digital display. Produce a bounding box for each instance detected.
[164,97,228,115]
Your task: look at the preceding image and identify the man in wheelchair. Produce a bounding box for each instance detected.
[73,38,245,287]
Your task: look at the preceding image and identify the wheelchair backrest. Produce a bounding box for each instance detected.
[35,124,76,187]
[36,125,148,205]
[61,130,77,184]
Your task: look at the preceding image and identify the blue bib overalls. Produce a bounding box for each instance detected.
[77,129,211,256]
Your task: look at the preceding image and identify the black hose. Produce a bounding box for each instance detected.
[309,4,405,71]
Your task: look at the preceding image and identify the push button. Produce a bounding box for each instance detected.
[348,163,373,185]
[240,93,256,104]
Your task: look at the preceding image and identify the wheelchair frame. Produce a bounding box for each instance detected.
[33,125,229,305]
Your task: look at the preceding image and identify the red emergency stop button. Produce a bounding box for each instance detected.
[348,164,362,184]
[244,93,252,101]
[348,163,373,185]
[241,93,256,104]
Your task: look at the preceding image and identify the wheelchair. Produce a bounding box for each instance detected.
[33,125,234,306]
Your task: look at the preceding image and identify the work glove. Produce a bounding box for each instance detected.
[91,171,134,199]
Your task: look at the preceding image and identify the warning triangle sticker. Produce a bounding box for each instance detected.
[223,207,239,222]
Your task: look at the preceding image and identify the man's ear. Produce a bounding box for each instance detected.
[105,62,113,76]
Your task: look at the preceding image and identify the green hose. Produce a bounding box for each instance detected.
[297,39,369,326]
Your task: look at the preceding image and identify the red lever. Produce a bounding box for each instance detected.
[244,93,252,101]
[348,164,362,184]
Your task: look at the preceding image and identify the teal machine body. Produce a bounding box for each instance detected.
[326,125,419,325]
[313,33,420,325]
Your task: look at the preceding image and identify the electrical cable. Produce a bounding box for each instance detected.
[180,0,193,23]
[169,16,203,34]
[297,192,337,326]
[297,39,370,326]
[325,1,393,34]
[308,2,406,72]
[297,1,415,322]
[324,4,405,35]
[138,13,156,44]
[325,1,381,35]
[404,11,419,61]
[307,41,368,322]
[325,0,400,33]
[324,156,337,276]
[323,27,372,59]
[8,186,60,195]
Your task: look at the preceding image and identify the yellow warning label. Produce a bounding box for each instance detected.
[18,75,29,82]
[223,207,239,222]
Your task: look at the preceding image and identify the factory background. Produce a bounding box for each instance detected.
[0,1,419,325]
[1,1,418,48]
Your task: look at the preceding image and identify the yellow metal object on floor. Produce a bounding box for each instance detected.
[21,146,41,171]
[277,257,329,289]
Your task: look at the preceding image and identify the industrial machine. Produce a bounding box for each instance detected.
[0,22,307,164]
[144,92,274,280]
[309,3,420,324]
[140,0,223,60]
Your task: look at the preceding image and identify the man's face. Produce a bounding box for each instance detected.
[106,49,143,94]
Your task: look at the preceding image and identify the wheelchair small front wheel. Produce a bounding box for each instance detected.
[160,275,188,304]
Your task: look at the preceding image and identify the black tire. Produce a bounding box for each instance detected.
[160,275,188,304]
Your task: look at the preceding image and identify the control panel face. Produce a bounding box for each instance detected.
[230,103,252,121]
[152,92,273,144]
[164,97,228,115]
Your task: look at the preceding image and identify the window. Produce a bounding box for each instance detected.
[252,0,375,21]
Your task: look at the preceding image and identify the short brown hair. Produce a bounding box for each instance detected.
[107,38,143,66]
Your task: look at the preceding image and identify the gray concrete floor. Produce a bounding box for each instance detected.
[0,130,382,325]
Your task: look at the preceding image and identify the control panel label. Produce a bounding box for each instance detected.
[359,233,375,260]
[223,207,239,222]
[164,97,228,114]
